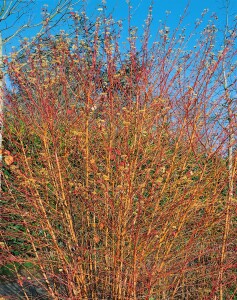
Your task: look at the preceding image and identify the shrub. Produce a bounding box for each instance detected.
[2,6,237,299]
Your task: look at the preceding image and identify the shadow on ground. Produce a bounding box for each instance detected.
[0,279,50,299]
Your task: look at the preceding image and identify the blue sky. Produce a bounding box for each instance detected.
[84,0,237,48]
[85,0,237,27]
[2,0,237,53]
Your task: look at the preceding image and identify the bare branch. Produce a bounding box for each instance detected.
[0,0,7,18]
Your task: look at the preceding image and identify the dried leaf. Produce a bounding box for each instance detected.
[5,155,14,166]
[93,234,100,244]
[99,222,104,230]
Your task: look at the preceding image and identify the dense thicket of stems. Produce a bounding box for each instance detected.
[1,8,237,299]
[0,0,81,192]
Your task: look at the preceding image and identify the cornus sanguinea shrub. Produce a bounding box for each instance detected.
[1,7,237,300]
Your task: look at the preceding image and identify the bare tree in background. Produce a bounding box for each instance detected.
[0,0,82,192]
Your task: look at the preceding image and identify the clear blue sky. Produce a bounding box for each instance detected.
[85,0,237,28]
[83,0,237,49]
[3,0,237,53]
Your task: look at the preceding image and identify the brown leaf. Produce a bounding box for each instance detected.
[5,155,14,166]
[99,222,104,230]
[93,234,100,244]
